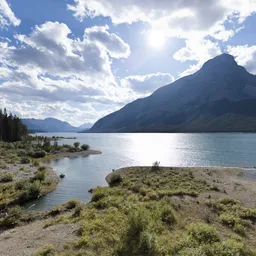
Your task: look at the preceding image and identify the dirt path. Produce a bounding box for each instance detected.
[0,219,78,256]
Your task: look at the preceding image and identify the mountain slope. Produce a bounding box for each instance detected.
[22,118,80,132]
[78,123,93,130]
[90,54,256,132]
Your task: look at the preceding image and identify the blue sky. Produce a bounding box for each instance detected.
[0,0,256,126]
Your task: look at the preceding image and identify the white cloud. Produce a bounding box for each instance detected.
[84,25,131,58]
[0,21,133,124]
[0,0,21,28]
[227,44,256,74]
[67,0,256,40]
[122,73,174,94]
[173,39,222,76]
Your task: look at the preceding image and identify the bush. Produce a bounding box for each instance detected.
[15,180,27,190]
[19,180,41,201]
[116,210,160,256]
[160,205,176,226]
[91,188,108,202]
[108,173,123,187]
[34,244,56,256]
[81,144,89,150]
[38,166,46,172]
[27,150,46,158]
[187,222,220,244]
[151,161,160,171]
[65,199,80,210]
[63,144,71,148]
[218,197,240,206]
[68,147,77,153]
[33,171,46,182]
[0,206,23,227]
[139,187,147,196]
[33,160,40,167]
[1,173,13,182]
[20,157,30,164]
[17,150,26,157]
[74,142,80,149]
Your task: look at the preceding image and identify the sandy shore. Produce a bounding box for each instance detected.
[43,149,102,162]
[107,166,256,207]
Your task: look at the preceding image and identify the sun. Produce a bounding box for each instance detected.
[148,30,166,49]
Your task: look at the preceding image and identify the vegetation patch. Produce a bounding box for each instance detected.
[206,196,256,235]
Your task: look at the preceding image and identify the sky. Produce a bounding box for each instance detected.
[0,0,256,126]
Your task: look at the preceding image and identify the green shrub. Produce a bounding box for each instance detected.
[116,209,160,256]
[151,161,160,171]
[0,160,7,169]
[81,144,89,150]
[33,171,46,182]
[38,166,46,172]
[17,150,26,157]
[34,244,56,256]
[1,173,13,182]
[33,160,40,167]
[233,223,246,236]
[20,157,30,164]
[108,173,123,187]
[73,204,83,217]
[74,142,80,149]
[187,222,220,244]
[160,205,176,226]
[68,147,77,153]
[15,180,28,190]
[139,187,147,196]
[28,150,46,158]
[63,144,72,148]
[0,206,23,227]
[218,197,240,206]
[91,188,108,202]
[65,199,80,210]
[19,180,41,201]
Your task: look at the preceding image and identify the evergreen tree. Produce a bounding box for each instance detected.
[0,109,28,142]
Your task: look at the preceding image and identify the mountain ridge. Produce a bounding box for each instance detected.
[22,118,90,133]
[89,54,256,133]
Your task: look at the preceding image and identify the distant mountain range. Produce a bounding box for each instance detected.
[22,118,93,133]
[90,54,256,132]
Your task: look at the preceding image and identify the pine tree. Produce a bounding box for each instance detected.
[0,109,28,142]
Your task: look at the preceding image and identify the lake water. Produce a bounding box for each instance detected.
[25,133,256,211]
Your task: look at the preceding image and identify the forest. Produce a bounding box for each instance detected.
[0,108,27,142]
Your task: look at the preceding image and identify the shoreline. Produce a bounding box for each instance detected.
[106,166,256,207]
[42,149,102,163]
[1,165,256,254]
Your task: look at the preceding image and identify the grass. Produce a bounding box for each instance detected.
[206,196,256,236]
[41,167,255,255]
[0,140,71,211]
[34,244,56,256]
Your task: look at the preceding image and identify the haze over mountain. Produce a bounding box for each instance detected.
[22,118,83,133]
[78,123,93,130]
[90,54,256,132]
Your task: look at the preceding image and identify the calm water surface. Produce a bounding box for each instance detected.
[25,133,256,210]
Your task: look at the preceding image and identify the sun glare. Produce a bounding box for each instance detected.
[148,30,166,49]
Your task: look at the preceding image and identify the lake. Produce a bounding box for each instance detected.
[25,133,256,211]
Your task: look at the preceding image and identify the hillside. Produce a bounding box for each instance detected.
[22,118,81,133]
[90,54,256,132]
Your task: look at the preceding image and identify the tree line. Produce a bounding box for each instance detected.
[0,109,28,142]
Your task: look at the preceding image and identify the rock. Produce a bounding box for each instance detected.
[60,174,65,179]
[88,188,93,193]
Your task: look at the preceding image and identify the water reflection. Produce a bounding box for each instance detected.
[25,133,256,210]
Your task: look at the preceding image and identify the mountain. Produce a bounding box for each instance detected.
[78,122,93,130]
[90,54,256,132]
[22,118,80,133]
